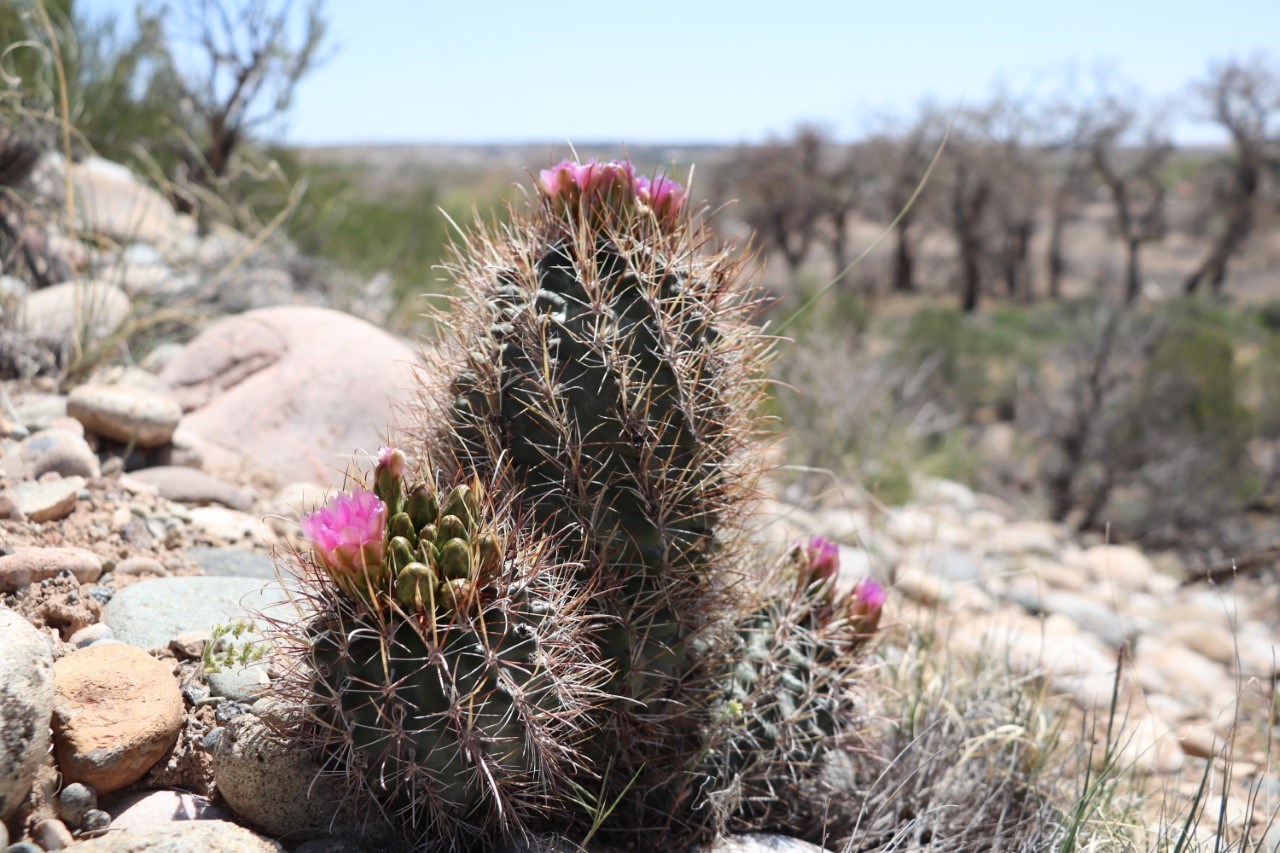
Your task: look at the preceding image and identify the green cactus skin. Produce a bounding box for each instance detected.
[699,573,872,841]
[423,191,774,836]
[274,480,604,852]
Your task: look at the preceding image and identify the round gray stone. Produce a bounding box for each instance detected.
[0,609,55,821]
[100,577,290,651]
[15,428,100,479]
[67,384,181,448]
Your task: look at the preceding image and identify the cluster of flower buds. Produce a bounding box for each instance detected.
[791,535,886,641]
[300,448,503,623]
[539,158,687,224]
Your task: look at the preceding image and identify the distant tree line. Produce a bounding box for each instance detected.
[718,58,1280,311]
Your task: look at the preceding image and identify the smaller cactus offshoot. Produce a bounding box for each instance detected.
[270,449,605,852]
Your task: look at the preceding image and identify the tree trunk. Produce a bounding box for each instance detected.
[960,240,981,313]
[829,210,848,278]
[1124,238,1142,305]
[1184,201,1253,296]
[892,221,915,293]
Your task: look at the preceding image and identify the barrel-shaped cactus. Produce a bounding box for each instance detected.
[419,160,773,832]
[271,451,605,851]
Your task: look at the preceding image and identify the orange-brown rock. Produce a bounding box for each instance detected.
[51,643,183,794]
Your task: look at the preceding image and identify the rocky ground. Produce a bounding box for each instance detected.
[0,155,1277,852]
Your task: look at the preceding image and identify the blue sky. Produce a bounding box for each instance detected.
[91,0,1279,145]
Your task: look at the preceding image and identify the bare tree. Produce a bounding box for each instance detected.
[986,97,1043,302]
[1183,55,1280,295]
[861,107,943,294]
[1044,153,1091,300]
[1081,96,1171,305]
[173,0,327,192]
[721,127,828,280]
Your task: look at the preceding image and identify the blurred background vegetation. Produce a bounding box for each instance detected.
[3,0,1280,565]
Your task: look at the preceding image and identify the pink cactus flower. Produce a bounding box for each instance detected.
[540,159,580,198]
[301,489,387,578]
[376,445,406,479]
[580,159,636,197]
[795,535,841,585]
[848,576,885,635]
[637,174,687,221]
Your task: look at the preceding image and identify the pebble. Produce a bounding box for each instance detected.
[1081,544,1155,592]
[13,428,100,479]
[81,809,111,838]
[18,280,130,346]
[0,610,56,821]
[69,820,284,852]
[32,818,73,851]
[126,466,253,511]
[187,507,265,544]
[13,476,84,523]
[207,664,270,703]
[67,384,182,448]
[56,782,97,828]
[67,623,114,649]
[211,713,351,839]
[12,394,68,432]
[169,632,210,661]
[51,642,184,795]
[110,556,170,580]
[700,834,832,852]
[0,546,102,592]
[894,567,952,607]
[107,789,229,831]
[101,576,289,651]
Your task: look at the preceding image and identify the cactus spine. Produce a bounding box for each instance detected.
[421,161,774,833]
[272,453,604,851]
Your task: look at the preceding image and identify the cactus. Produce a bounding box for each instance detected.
[268,161,883,848]
[271,450,605,851]
[419,159,774,833]
[700,538,884,838]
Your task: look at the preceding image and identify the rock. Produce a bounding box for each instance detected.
[12,428,100,479]
[1134,646,1233,712]
[12,476,84,523]
[1037,590,1134,647]
[56,781,97,828]
[912,477,979,511]
[0,609,56,821]
[32,818,74,850]
[168,632,209,660]
[1081,544,1155,592]
[1110,713,1184,776]
[111,557,169,580]
[158,306,417,487]
[0,547,102,592]
[292,840,369,853]
[894,567,951,607]
[69,820,283,852]
[51,642,184,794]
[126,467,252,510]
[0,821,7,848]
[1176,723,1232,760]
[107,789,230,831]
[988,521,1060,556]
[206,664,269,703]
[1161,622,1238,667]
[19,280,130,346]
[187,548,275,580]
[101,576,289,651]
[67,385,181,448]
[266,481,327,537]
[67,623,114,649]
[82,808,111,837]
[11,393,68,432]
[211,713,351,840]
[70,157,192,249]
[187,507,267,544]
[700,834,832,852]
